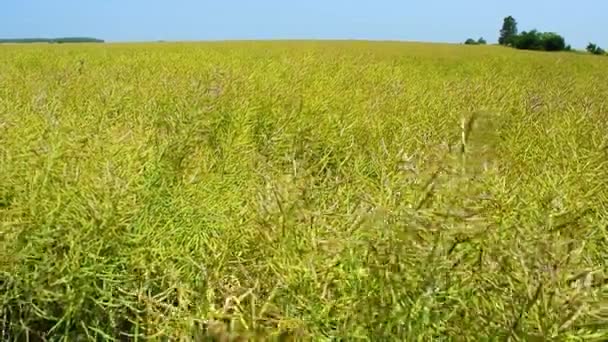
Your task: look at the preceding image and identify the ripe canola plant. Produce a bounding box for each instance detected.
[1,41,607,340]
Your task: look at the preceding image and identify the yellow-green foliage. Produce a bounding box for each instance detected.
[1,41,607,340]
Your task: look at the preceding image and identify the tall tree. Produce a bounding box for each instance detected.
[499,16,518,46]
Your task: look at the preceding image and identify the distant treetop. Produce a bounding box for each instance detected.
[464,37,487,45]
[586,43,606,55]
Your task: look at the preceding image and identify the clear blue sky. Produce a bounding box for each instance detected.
[1,0,606,48]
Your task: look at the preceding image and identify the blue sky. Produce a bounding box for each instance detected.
[1,0,606,48]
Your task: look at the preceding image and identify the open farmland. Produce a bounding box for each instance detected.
[1,41,607,340]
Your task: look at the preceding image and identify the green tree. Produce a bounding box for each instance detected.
[464,37,487,45]
[499,16,518,46]
[540,32,566,51]
[586,43,605,55]
[512,30,567,52]
[513,30,542,50]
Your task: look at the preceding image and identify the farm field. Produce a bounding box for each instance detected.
[1,41,607,340]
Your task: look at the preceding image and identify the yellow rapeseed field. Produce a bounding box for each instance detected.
[1,41,607,339]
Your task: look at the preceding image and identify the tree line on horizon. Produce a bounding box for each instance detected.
[0,37,104,44]
[465,16,606,55]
